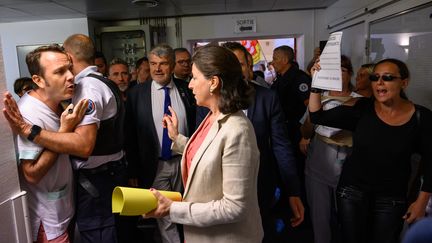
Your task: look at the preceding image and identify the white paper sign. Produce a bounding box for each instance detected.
[312,32,343,91]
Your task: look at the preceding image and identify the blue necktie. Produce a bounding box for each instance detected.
[161,86,172,160]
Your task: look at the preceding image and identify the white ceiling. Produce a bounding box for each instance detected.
[0,0,337,23]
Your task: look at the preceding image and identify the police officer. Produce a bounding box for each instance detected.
[271,45,311,154]
[64,34,128,243]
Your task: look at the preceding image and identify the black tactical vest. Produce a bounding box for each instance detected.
[86,73,125,156]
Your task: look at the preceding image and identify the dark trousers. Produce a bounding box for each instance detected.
[76,159,128,243]
[336,185,407,243]
[261,206,277,243]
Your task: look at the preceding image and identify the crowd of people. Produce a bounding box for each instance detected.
[3,33,431,243]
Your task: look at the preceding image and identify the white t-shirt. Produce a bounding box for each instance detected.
[314,91,362,138]
[16,94,74,241]
[71,66,123,169]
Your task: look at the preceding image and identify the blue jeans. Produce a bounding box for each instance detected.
[402,217,432,243]
[336,185,407,243]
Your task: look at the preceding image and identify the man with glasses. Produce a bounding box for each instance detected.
[173,48,192,82]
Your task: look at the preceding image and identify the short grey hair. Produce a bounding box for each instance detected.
[149,44,175,66]
[109,57,128,67]
[108,57,129,73]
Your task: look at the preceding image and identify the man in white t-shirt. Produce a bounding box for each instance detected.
[12,44,87,242]
[4,35,128,243]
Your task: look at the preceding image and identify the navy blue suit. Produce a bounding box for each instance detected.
[247,84,300,205]
[125,78,196,188]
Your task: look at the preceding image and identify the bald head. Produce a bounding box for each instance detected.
[63,34,95,65]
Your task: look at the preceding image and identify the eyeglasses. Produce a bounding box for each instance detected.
[369,74,402,82]
[177,60,191,66]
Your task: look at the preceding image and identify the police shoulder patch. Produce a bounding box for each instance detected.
[299,83,309,92]
[86,99,96,115]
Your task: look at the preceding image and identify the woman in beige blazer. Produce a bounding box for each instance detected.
[146,45,263,243]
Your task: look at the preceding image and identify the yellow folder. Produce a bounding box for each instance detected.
[112,186,182,216]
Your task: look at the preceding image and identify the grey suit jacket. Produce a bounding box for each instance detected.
[170,111,263,243]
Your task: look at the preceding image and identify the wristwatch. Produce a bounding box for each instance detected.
[310,88,322,93]
[28,125,42,142]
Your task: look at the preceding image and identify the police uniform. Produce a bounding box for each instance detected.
[271,65,311,146]
[72,66,127,243]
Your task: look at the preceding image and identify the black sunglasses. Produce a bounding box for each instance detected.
[369,74,402,82]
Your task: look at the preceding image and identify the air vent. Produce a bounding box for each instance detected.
[131,0,159,7]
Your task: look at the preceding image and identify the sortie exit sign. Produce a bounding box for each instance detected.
[234,17,256,33]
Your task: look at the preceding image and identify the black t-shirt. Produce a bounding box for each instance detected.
[310,98,432,198]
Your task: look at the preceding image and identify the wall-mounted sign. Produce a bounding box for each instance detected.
[234,17,256,33]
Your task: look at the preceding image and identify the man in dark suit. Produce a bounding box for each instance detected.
[173,48,192,82]
[125,44,195,243]
[220,42,305,242]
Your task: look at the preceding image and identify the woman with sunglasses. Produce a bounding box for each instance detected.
[308,58,432,243]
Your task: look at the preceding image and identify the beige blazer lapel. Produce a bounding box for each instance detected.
[183,112,229,197]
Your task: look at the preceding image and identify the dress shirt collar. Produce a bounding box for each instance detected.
[152,79,175,90]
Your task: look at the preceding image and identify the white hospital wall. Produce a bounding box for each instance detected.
[0,18,89,97]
